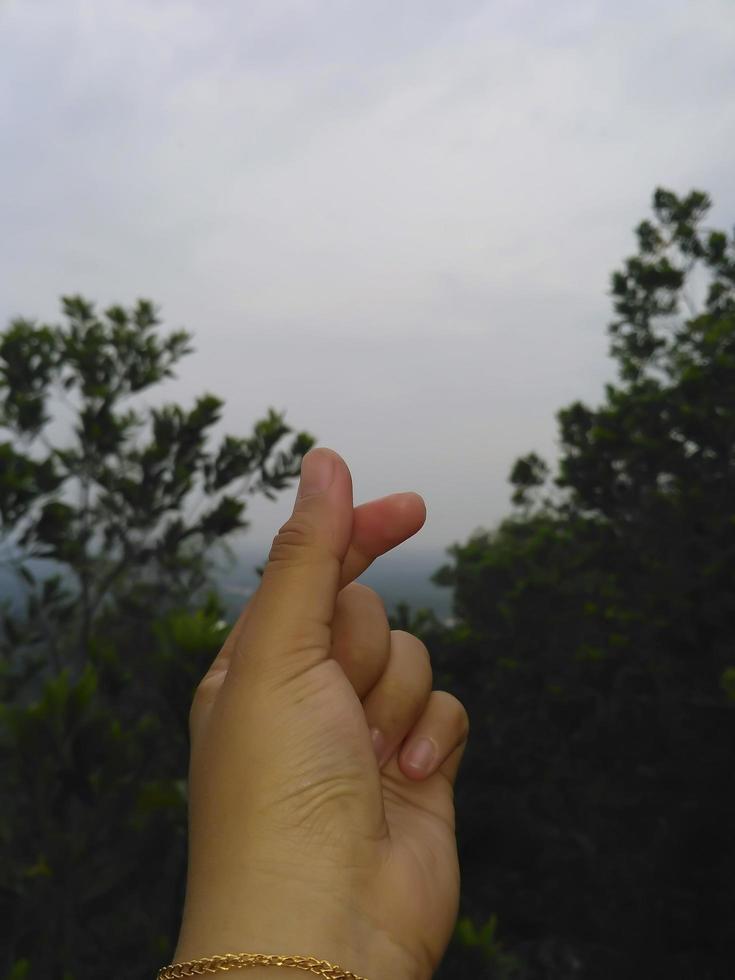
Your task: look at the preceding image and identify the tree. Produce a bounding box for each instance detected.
[0,297,314,979]
[432,189,735,979]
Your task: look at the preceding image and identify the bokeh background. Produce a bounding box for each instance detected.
[1,2,734,978]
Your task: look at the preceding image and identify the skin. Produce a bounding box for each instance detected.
[174,448,470,980]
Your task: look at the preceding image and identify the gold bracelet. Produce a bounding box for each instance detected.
[157,952,369,980]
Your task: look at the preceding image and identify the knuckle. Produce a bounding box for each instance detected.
[384,631,433,714]
[189,671,220,727]
[334,584,390,660]
[268,517,319,566]
[343,581,386,616]
[455,701,470,741]
[392,629,432,672]
[437,690,470,740]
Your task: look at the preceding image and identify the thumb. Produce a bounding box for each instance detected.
[231,447,354,679]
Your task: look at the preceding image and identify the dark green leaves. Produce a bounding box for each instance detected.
[0,320,58,433]
[0,296,314,978]
[429,188,735,978]
[509,452,549,508]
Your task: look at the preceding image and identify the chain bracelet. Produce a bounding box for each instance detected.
[157,953,369,980]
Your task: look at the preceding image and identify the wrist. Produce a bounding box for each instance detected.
[162,955,368,980]
[173,927,417,980]
[173,878,422,980]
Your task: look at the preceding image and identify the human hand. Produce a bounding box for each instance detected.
[173,449,469,980]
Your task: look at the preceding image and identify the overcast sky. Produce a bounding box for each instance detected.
[1,0,734,557]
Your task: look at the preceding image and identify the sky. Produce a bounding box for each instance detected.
[1,0,734,559]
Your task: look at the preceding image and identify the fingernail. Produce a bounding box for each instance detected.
[402,737,436,775]
[370,728,388,767]
[298,450,335,499]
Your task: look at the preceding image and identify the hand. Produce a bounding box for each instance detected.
[174,449,469,980]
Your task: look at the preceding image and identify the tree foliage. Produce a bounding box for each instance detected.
[0,298,314,979]
[3,187,734,980]
[433,189,735,979]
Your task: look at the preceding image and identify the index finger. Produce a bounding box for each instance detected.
[340,491,426,587]
[205,490,426,677]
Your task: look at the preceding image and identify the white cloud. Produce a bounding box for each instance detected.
[0,0,733,550]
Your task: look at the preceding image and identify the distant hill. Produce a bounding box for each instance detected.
[213,544,453,622]
[0,546,454,624]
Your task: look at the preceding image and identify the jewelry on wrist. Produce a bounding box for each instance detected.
[157,952,369,979]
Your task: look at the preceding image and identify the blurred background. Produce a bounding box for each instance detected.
[1,2,734,978]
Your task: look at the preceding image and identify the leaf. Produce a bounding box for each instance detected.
[720,667,735,702]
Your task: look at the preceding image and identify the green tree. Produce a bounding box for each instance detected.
[0,297,314,979]
[434,189,735,980]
